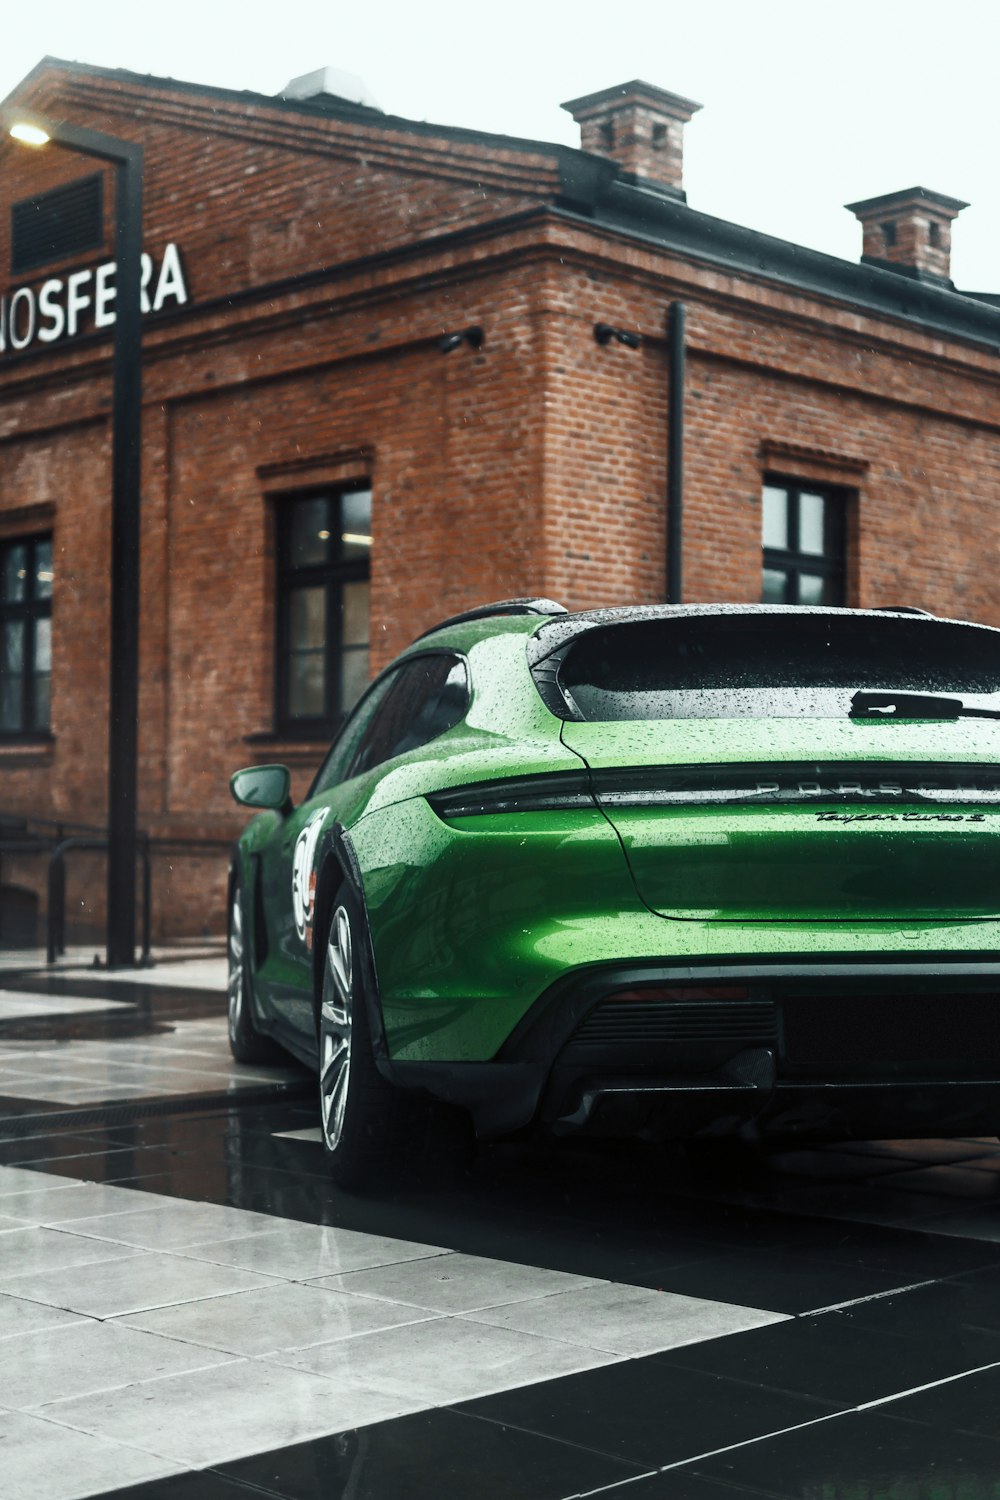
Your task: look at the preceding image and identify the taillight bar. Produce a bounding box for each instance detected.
[590,761,1000,808]
[428,760,1000,820]
[427,771,593,819]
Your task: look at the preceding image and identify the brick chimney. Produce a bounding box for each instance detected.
[561,80,702,198]
[845,186,969,286]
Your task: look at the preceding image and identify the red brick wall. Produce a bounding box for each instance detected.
[0,68,558,317]
[538,249,1000,623]
[161,260,546,826]
[1,68,999,942]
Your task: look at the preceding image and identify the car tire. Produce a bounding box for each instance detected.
[228,881,281,1064]
[318,887,464,1190]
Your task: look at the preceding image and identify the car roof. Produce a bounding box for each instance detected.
[408,599,1000,661]
[525,603,1000,663]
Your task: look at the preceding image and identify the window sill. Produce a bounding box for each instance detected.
[0,734,55,767]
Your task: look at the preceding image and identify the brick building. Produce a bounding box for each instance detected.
[1,59,998,944]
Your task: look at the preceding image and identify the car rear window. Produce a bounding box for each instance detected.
[550,614,1000,720]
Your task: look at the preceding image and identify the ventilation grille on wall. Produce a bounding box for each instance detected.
[11,174,104,276]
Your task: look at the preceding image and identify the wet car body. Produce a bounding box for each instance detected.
[229,601,1000,1173]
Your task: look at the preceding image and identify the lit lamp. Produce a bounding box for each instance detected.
[10,123,50,147]
[5,108,145,968]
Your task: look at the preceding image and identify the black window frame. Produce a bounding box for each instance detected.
[0,532,53,739]
[274,485,372,738]
[761,476,847,606]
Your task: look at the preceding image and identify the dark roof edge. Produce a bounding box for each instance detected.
[587,180,1000,352]
[3,55,585,165]
[526,604,1000,668]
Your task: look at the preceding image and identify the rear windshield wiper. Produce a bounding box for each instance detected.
[851,691,1000,722]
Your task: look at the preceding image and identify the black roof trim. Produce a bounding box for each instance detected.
[6,57,615,224]
[5,56,586,167]
[859,255,953,290]
[416,598,567,641]
[575,183,1000,352]
[526,603,1000,669]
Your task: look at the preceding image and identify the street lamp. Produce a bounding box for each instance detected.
[5,108,144,968]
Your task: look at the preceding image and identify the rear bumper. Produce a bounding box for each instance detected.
[357,795,1000,1067]
[551,1072,1000,1143]
[381,955,1000,1141]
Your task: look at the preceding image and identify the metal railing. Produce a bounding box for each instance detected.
[0,816,150,966]
[46,835,152,966]
[0,811,104,847]
[1,811,228,966]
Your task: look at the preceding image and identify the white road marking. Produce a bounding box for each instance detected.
[806,1278,936,1314]
[656,1356,1000,1476]
[860,1357,1000,1409]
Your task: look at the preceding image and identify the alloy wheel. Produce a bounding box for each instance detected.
[320,904,353,1149]
[228,893,244,1039]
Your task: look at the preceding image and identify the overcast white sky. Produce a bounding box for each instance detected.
[4,0,999,290]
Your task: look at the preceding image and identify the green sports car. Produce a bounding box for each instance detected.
[228,599,1000,1185]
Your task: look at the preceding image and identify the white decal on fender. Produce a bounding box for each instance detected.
[291,809,330,949]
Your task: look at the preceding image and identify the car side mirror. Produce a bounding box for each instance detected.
[230,764,293,813]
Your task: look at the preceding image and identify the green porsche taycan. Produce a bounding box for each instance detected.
[229,599,1000,1185]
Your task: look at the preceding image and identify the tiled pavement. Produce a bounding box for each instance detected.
[4,963,1000,1496]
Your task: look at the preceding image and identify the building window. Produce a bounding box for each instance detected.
[276,488,371,733]
[0,534,53,735]
[761,480,846,605]
[11,175,104,276]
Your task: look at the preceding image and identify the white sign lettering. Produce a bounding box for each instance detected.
[37,279,65,342]
[93,262,115,329]
[0,243,189,356]
[9,287,34,349]
[66,269,91,337]
[153,243,185,313]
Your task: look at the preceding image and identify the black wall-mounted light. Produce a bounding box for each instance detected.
[437,325,484,353]
[594,322,642,349]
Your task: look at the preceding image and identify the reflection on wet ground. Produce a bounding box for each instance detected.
[3,963,1000,1498]
[0,970,310,1118]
